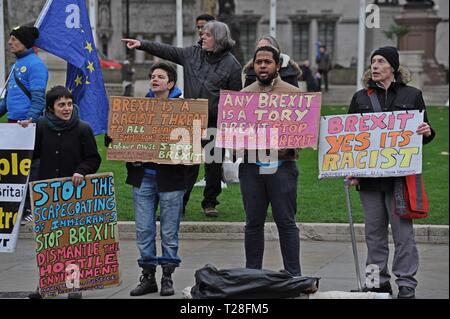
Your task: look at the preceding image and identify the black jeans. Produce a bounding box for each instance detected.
[239,161,301,276]
[183,147,224,211]
[318,69,329,91]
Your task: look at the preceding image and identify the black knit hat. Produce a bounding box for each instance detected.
[371,46,399,72]
[10,25,39,49]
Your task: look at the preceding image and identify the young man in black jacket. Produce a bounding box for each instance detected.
[127,62,187,297]
[346,46,435,299]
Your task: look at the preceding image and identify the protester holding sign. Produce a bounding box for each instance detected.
[346,46,435,299]
[122,20,242,218]
[23,85,101,299]
[126,62,186,297]
[239,46,303,276]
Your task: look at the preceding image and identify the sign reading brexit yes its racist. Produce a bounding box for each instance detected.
[30,173,120,298]
[0,124,35,253]
[107,96,208,164]
[216,91,322,149]
[318,110,424,179]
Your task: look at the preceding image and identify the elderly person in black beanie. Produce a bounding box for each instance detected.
[346,46,435,299]
[0,25,48,124]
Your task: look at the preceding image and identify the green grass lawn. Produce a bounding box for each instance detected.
[96,105,449,225]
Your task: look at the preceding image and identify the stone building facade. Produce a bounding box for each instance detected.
[5,0,449,81]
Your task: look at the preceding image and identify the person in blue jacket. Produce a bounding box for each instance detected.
[0,25,49,223]
[0,25,48,123]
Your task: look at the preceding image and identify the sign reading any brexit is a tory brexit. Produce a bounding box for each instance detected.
[216,90,322,149]
[107,96,208,164]
[318,110,424,179]
[0,124,35,253]
[30,173,120,298]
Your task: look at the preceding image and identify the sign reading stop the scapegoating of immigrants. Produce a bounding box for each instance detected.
[318,110,424,179]
[216,90,322,149]
[0,124,35,253]
[30,173,120,298]
[107,96,208,164]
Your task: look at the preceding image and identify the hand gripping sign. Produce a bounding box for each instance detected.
[30,173,121,297]
[318,110,424,179]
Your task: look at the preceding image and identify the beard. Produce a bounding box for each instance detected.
[256,72,278,86]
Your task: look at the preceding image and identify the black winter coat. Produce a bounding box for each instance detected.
[348,79,435,192]
[138,41,242,128]
[34,119,101,180]
[125,162,186,192]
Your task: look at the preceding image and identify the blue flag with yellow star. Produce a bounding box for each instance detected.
[35,0,108,135]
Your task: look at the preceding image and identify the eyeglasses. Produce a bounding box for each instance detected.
[196,25,203,30]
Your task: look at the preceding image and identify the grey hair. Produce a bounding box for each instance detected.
[257,35,281,52]
[203,21,235,53]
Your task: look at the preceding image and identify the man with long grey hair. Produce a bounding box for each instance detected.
[123,21,242,218]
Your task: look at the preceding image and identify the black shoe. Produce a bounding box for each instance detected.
[160,275,174,296]
[68,292,82,299]
[130,273,158,296]
[204,207,218,217]
[21,209,33,225]
[160,265,175,296]
[398,286,415,299]
[362,282,393,294]
[28,290,42,299]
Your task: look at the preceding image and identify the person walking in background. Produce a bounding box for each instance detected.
[122,20,242,218]
[316,45,331,92]
[194,14,216,46]
[121,59,135,97]
[299,60,319,92]
[242,35,301,88]
[239,46,302,276]
[127,62,186,297]
[346,46,435,299]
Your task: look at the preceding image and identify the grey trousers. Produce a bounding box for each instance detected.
[360,191,418,288]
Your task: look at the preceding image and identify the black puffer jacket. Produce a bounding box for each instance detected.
[125,162,186,192]
[34,108,101,180]
[348,67,435,192]
[138,41,242,128]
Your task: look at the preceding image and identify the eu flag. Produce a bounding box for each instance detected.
[35,0,108,135]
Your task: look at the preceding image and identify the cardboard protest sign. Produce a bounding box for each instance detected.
[30,173,120,297]
[0,124,35,253]
[107,96,208,164]
[318,110,424,179]
[216,90,322,149]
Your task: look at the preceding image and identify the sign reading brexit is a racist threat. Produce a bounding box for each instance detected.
[107,96,208,164]
[216,90,322,149]
[30,173,120,298]
[318,110,424,179]
[0,124,35,253]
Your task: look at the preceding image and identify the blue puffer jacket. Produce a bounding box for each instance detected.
[0,49,48,121]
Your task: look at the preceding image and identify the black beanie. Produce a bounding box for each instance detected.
[10,25,39,49]
[371,46,399,72]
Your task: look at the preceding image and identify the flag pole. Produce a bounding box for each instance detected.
[35,0,53,28]
[0,0,5,91]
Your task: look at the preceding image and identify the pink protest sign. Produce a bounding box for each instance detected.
[216,90,322,149]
